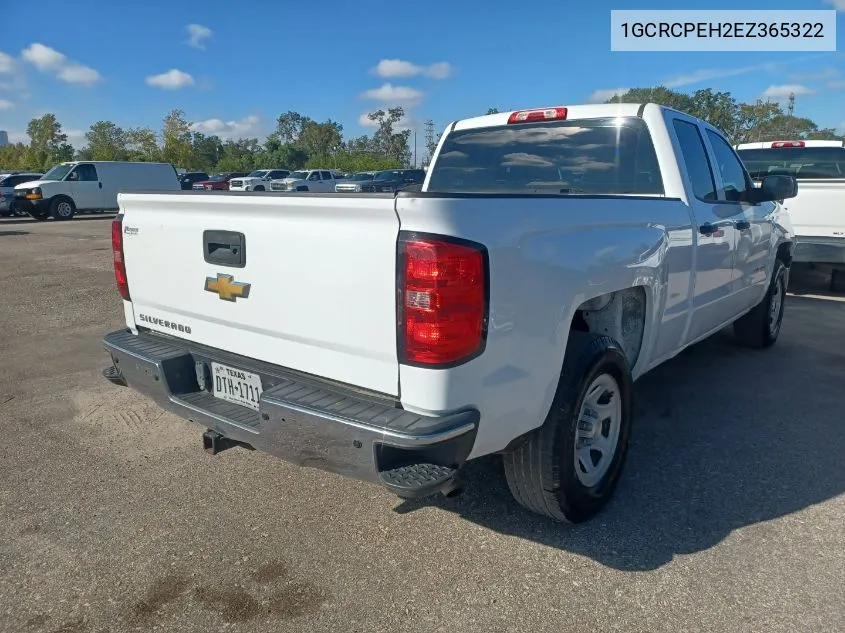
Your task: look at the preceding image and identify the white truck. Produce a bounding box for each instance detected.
[101,103,797,523]
[268,169,344,193]
[735,140,845,268]
[228,169,292,192]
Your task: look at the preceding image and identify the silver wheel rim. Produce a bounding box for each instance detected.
[574,373,622,487]
[56,201,72,217]
[769,274,784,337]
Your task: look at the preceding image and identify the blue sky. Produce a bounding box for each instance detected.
[1,0,843,149]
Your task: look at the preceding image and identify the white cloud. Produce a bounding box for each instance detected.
[190,115,260,139]
[371,59,453,79]
[360,83,424,106]
[588,87,631,103]
[146,69,195,90]
[20,43,101,85]
[186,24,213,50]
[21,43,65,71]
[0,99,13,110]
[0,51,15,74]
[58,64,101,85]
[7,131,27,144]
[761,84,815,99]
[828,79,845,89]
[823,0,845,10]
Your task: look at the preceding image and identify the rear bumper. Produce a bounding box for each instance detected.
[793,236,845,264]
[102,329,478,498]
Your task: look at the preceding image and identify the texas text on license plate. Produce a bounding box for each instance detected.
[211,362,263,411]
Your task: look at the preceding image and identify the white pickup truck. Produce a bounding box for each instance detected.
[101,103,797,523]
[736,140,844,267]
[268,169,344,193]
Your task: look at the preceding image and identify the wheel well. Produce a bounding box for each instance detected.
[570,287,647,368]
[776,242,793,268]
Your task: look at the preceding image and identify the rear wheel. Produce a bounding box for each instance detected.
[503,331,633,523]
[733,259,787,349]
[50,197,76,221]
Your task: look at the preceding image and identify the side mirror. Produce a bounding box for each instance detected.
[752,174,798,203]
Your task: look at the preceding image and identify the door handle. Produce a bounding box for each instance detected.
[699,223,717,236]
[98,182,103,189]
[735,219,750,230]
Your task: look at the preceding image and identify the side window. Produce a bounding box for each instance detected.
[320,171,332,180]
[672,120,717,202]
[73,164,99,182]
[307,172,319,181]
[706,130,753,202]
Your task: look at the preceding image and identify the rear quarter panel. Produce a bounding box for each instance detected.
[395,193,695,458]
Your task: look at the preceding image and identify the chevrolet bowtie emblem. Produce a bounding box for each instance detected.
[204,273,251,302]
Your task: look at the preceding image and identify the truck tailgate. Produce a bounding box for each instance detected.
[785,180,845,237]
[118,193,401,396]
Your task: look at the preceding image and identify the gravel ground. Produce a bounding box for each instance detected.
[1,215,843,633]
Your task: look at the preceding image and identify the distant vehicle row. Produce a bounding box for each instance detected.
[178,168,427,194]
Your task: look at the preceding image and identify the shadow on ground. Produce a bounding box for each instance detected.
[395,291,845,571]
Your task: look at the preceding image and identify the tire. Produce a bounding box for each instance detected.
[503,331,634,523]
[733,259,787,349]
[50,197,76,221]
[253,185,265,192]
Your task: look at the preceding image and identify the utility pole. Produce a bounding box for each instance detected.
[413,130,417,168]
[424,119,436,165]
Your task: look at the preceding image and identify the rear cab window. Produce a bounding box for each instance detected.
[426,117,664,195]
[736,146,845,180]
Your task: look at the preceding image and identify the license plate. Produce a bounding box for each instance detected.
[211,362,263,411]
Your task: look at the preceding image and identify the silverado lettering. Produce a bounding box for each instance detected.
[138,313,192,334]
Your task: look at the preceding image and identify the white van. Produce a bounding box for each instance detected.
[12,161,181,221]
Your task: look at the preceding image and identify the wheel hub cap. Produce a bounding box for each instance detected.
[574,373,622,488]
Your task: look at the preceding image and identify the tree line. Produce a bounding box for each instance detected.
[2,85,841,174]
[0,107,426,174]
[487,86,843,143]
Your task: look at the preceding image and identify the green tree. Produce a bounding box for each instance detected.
[82,121,128,161]
[215,138,261,172]
[0,143,30,170]
[272,111,312,144]
[486,108,500,115]
[125,127,162,162]
[24,114,74,171]
[298,119,343,162]
[161,109,194,168]
[367,107,411,167]
[191,132,223,171]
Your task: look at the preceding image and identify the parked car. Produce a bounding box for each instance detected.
[100,103,797,523]
[0,172,43,216]
[335,171,377,192]
[179,172,209,190]
[192,172,249,191]
[229,169,291,192]
[360,169,426,193]
[736,140,845,266]
[13,161,180,221]
[269,169,345,193]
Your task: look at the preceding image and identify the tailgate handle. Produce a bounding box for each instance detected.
[203,230,246,268]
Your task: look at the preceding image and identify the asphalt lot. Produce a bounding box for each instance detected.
[1,215,844,633]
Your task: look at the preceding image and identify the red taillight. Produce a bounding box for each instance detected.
[398,233,488,366]
[771,141,805,148]
[507,107,568,124]
[112,217,130,300]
